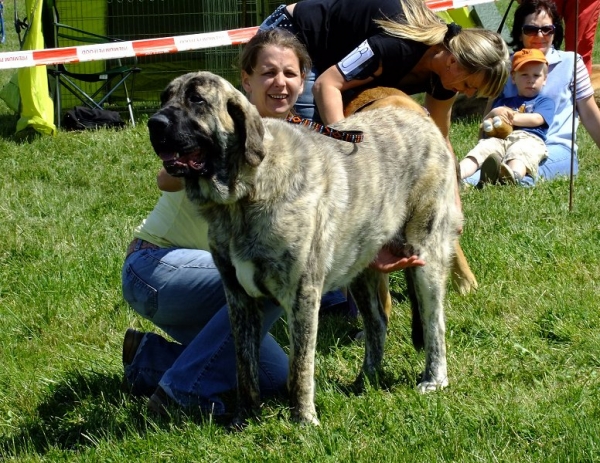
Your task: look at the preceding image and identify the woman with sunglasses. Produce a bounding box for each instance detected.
[523,0,600,75]
[467,0,600,185]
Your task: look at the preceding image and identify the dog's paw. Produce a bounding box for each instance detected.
[352,366,390,392]
[227,405,261,431]
[416,377,448,394]
[451,270,478,295]
[353,330,365,341]
[227,417,249,432]
[451,244,478,295]
[291,409,320,426]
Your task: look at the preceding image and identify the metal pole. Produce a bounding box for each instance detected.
[497,0,515,34]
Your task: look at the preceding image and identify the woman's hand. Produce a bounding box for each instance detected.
[577,95,600,149]
[157,168,184,192]
[369,247,426,273]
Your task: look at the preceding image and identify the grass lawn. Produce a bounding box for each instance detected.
[1,1,599,461]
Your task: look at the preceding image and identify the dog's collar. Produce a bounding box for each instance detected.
[286,115,364,143]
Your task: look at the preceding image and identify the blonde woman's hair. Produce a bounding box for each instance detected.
[375,0,510,98]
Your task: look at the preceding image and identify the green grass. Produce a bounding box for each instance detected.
[1,1,600,462]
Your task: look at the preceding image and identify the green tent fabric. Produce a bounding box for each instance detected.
[15,0,56,136]
[0,73,21,113]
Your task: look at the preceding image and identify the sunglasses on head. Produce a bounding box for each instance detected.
[522,24,556,36]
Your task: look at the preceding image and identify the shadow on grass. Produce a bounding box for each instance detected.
[0,113,18,138]
[0,371,159,458]
[0,290,419,457]
[0,114,51,142]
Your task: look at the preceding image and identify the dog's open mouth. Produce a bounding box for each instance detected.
[158,149,208,177]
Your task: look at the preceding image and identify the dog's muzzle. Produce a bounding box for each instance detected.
[147,112,209,177]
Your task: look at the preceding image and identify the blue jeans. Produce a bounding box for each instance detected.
[122,246,346,414]
[538,143,578,180]
[294,67,320,121]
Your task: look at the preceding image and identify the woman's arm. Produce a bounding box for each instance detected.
[424,93,456,154]
[312,65,376,125]
[423,93,463,228]
[157,168,184,192]
[577,95,600,148]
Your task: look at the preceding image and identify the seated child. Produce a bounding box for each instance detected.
[459,48,555,185]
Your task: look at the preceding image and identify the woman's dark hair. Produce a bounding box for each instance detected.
[510,0,564,51]
[239,28,312,77]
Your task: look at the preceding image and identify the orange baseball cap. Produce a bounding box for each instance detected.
[511,48,547,71]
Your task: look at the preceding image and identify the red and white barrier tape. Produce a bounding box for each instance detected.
[426,0,497,12]
[0,0,496,70]
[0,26,259,70]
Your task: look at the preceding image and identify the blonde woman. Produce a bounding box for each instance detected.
[260,0,510,150]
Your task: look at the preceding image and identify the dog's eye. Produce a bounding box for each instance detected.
[189,94,206,105]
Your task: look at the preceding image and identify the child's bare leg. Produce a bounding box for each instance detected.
[507,159,527,178]
[459,156,480,179]
[499,159,526,184]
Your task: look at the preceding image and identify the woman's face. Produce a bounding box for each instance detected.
[521,10,555,55]
[242,45,304,119]
[440,56,485,97]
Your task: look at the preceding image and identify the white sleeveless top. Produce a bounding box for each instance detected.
[134,190,210,250]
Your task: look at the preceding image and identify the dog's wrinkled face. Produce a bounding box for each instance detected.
[147,71,265,183]
[148,72,231,178]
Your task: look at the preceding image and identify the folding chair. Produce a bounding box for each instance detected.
[45,1,141,128]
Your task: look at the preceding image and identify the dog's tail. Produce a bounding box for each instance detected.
[404,268,424,350]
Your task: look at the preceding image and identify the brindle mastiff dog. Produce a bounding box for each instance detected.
[148,72,461,427]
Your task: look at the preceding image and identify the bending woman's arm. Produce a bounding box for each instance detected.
[312,65,376,125]
[424,93,457,155]
[424,93,464,226]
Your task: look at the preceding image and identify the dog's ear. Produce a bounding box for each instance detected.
[227,95,265,167]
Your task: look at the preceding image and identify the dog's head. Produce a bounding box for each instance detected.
[148,71,265,201]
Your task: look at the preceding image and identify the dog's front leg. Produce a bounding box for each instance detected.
[287,281,321,426]
[211,248,264,429]
[228,291,263,428]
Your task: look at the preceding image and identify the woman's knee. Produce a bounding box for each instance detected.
[539,145,578,179]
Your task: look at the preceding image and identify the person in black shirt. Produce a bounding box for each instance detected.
[260,0,510,153]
